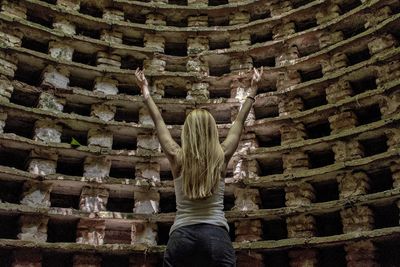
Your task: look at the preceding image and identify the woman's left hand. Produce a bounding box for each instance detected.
[250,67,263,88]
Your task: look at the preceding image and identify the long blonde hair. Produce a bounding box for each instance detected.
[179,109,224,199]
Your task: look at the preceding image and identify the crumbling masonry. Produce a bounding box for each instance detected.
[0,0,399,266]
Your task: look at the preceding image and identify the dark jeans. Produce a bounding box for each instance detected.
[163,223,236,267]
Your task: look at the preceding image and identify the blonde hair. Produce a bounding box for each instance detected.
[179,109,224,199]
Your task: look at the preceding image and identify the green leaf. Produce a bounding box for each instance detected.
[70,137,81,146]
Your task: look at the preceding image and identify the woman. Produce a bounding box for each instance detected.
[135,67,263,267]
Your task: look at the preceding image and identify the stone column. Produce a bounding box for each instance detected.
[133,190,160,214]
[48,41,74,61]
[83,156,111,180]
[278,96,303,116]
[144,33,165,53]
[280,122,306,145]
[187,82,209,100]
[376,58,399,89]
[37,92,65,112]
[325,80,353,104]
[41,65,70,90]
[0,75,14,102]
[76,219,105,245]
[73,254,102,267]
[315,4,341,25]
[129,255,158,267]
[367,34,397,56]
[187,36,209,55]
[87,128,113,149]
[20,181,52,208]
[391,161,400,189]
[1,0,27,19]
[229,11,250,25]
[187,15,208,26]
[276,45,299,67]
[282,151,309,173]
[18,215,48,242]
[285,182,315,207]
[33,119,62,143]
[135,162,160,185]
[143,56,166,72]
[321,52,348,74]
[145,13,166,26]
[0,50,17,78]
[0,112,7,133]
[102,8,124,21]
[337,171,370,199]
[272,20,295,39]
[137,134,161,156]
[341,206,374,233]
[270,0,292,17]
[379,87,400,118]
[27,150,58,176]
[53,16,76,35]
[91,104,116,122]
[230,78,255,125]
[57,0,80,11]
[319,31,344,49]
[288,249,318,267]
[345,241,378,267]
[186,57,208,76]
[0,25,23,48]
[229,32,251,49]
[12,250,41,267]
[332,140,364,162]
[231,134,258,182]
[131,221,158,246]
[276,70,301,91]
[230,55,253,73]
[364,6,392,29]
[79,186,109,213]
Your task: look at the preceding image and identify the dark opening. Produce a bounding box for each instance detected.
[263,251,289,267]
[61,129,88,146]
[256,134,281,148]
[349,76,377,95]
[0,181,23,203]
[360,135,388,157]
[292,0,313,9]
[376,240,400,267]
[72,51,96,66]
[114,108,139,123]
[308,149,335,169]
[260,188,286,209]
[0,148,29,170]
[168,0,188,5]
[305,121,331,139]
[0,215,19,239]
[346,48,371,66]
[209,88,231,98]
[68,75,93,91]
[160,170,173,181]
[10,90,39,108]
[101,255,129,267]
[208,0,228,6]
[313,181,339,203]
[303,93,328,110]
[254,104,279,119]
[341,24,365,39]
[318,246,347,267]
[368,168,393,193]
[258,84,277,93]
[0,250,12,267]
[3,116,35,139]
[21,37,49,53]
[56,157,84,177]
[76,25,101,39]
[158,222,173,245]
[43,252,73,267]
[159,193,177,213]
[124,13,146,24]
[112,134,137,150]
[14,64,42,86]
[164,86,187,98]
[164,43,187,56]
[79,4,103,18]
[122,35,144,47]
[373,203,399,229]
[338,0,363,13]
[253,57,276,68]
[50,193,80,209]
[223,194,235,211]
[295,18,318,32]
[47,218,78,242]
[63,102,91,116]
[299,66,323,82]
[355,104,382,125]
[250,11,271,21]
[209,65,230,77]
[257,158,284,176]
[121,57,143,70]
[27,10,53,28]
[106,197,135,213]
[117,84,140,96]
[109,165,135,179]
[166,18,188,27]
[209,40,230,50]
[315,212,342,236]
[251,32,273,44]
[263,219,288,240]
[40,0,57,4]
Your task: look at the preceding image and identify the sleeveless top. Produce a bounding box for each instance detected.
[169,176,229,235]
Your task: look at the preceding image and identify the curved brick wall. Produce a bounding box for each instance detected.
[0,0,399,266]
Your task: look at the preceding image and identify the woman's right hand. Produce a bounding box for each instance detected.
[135,68,150,100]
[249,67,263,97]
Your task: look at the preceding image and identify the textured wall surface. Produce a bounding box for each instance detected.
[0,0,399,266]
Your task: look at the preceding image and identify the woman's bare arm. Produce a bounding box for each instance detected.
[135,69,181,165]
[221,67,263,162]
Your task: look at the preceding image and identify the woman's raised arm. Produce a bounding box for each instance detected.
[135,69,181,165]
[221,67,263,163]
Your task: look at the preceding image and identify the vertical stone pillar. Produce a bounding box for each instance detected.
[0,26,23,48]
[285,182,315,207]
[341,206,374,233]
[187,82,209,100]
[345,241,379,267]
[367,34,397,55]
[229,32,251,49]
[20,181,52,208]
[328,111,358,134]
[135,162,160,185]
[321,52,348,74]
[276,45,299,67]
[288,249,318,267]
[79,186,109,213]
[390,161,400,189]
[0,75,14,102]
[131,221,158,246]
[129,255,158,267]
[232,134,258,181]
[0,112,7,133]
[187,36,209,54]
[272,20,295,39]
[73,254,102,267]
[337,171,370,199]
[27,150,58,176]
[282,151,309,173]
[102,8,124,21]
[76,219,105,245]
[145,13,166,26]
[230,55,253,73]
[83,156,111,180]
[91,104,116,122]
[186,57,208,76]
[144,33,165,52]
[57,0,80,11]
[48,41,74,61]
[278,96,303,116]
[33,119,62,143]
[93,76,119,95]
[230,78,255,125]
[12,250,41,267]
[37,92,65,112]
[41,65,70,90]
[137,134,161,156]
[229,11,250,25]
[53,16,76,35]
[187,15,208,26]
[315,4,341,24]
[143,56,166,72]
[133,190,160,214]
[319,31,344,49]
[18,215,48,242]
[270,0,292,17]
[325,80,353,104]
[276,70,301,91]
[1,0,27,19]
[364,6,392,29]
[0,50,17,78]
[87,128,113,149]
[332,140,364,162]
[100,30,123,44]
[280,122,306,145]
